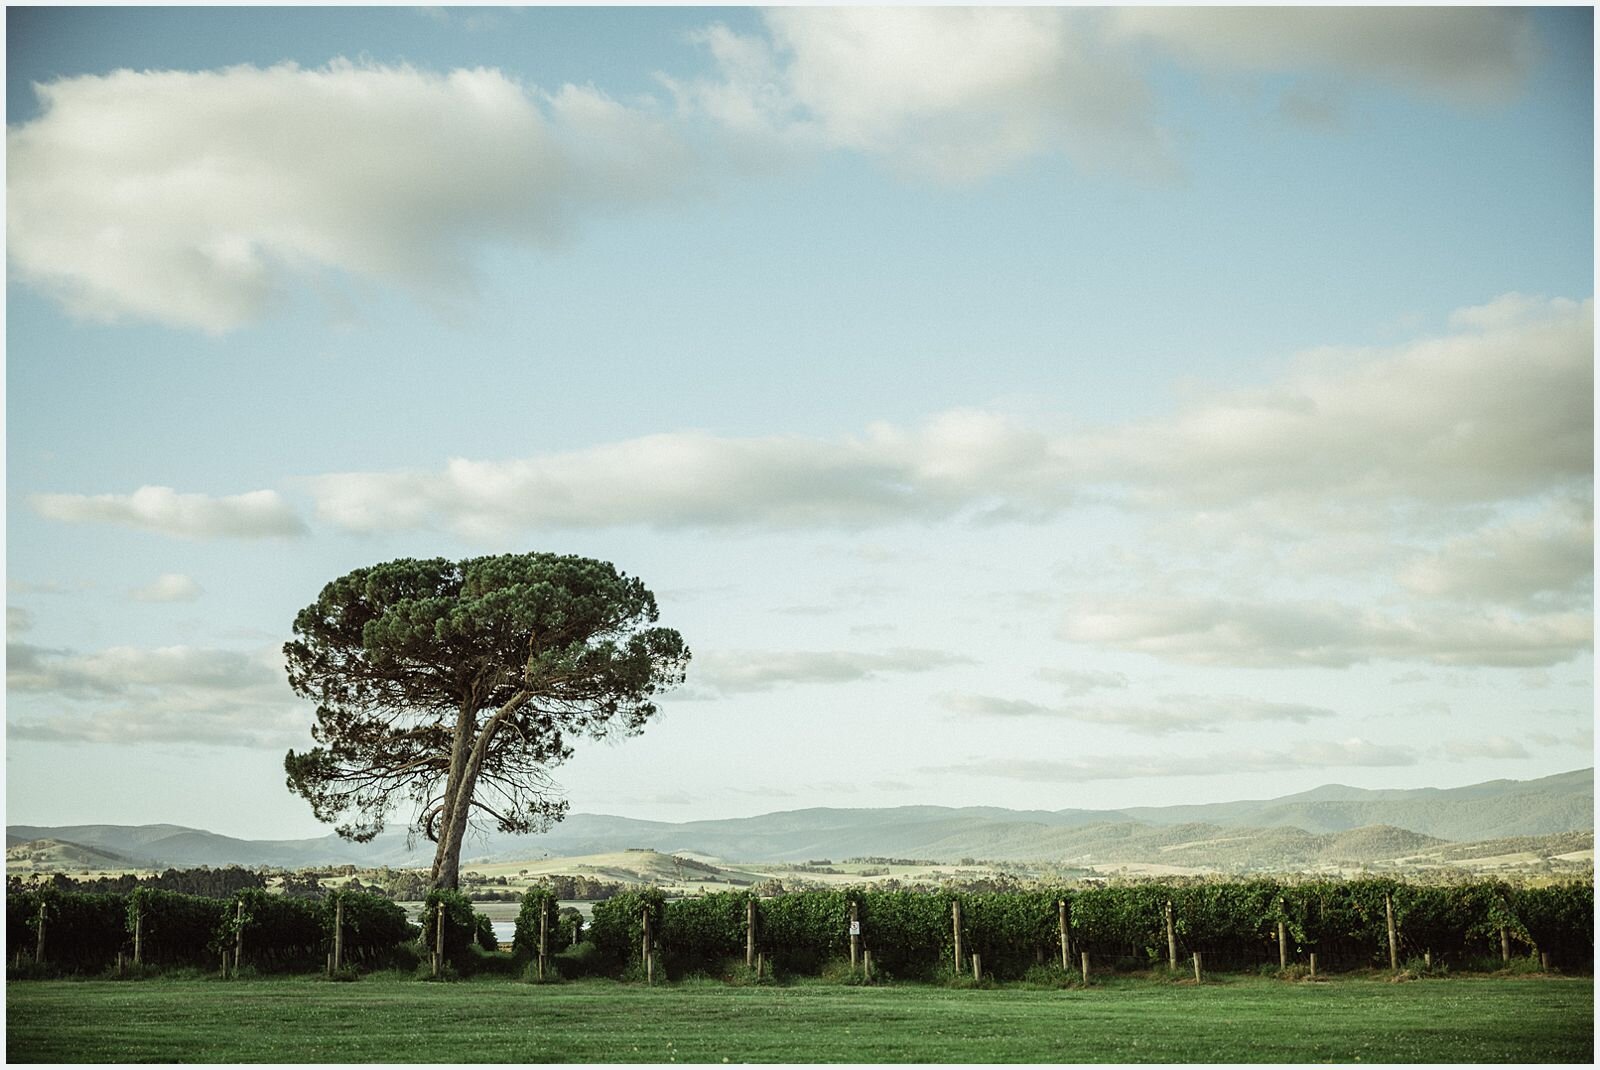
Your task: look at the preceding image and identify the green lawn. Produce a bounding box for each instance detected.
[6,974,1592,1063]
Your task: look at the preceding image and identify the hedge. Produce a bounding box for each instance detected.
[7,886,420,974]
[512,888,561,963]
[8,878,1590,980]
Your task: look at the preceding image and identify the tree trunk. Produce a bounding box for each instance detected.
[430,699,480,889]
[429,690,531,891]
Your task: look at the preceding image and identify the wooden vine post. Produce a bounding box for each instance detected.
[1278,919,1288,970]
[952,900,964,976]
[34,903,46,964]
[1500,928,1510,963]
[1080,950,1090,983]
[849,900,860,973]
[333,894,345,972]
[1165,900,1177,971]
[234,899,245,975]
[1058,899,1070,971]
[1193,951,1202,984]
[1384,894,1398,972]
[642,906,654,985]
[539,907,549,981]
[1309,952,1317,978]
[971,952,982,982]
[134,905,144,966]
[746,898,756,969]
[433,902,444,978]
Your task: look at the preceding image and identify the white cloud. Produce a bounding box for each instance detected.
[1435,736,1531,761]
[129,572,204,603]
[673,7,1175,182]
[1527,728,1595,750]
[688,647,971,698]
[1075,296,1592,511]
[1399,497,1592,609]
[941,691,1336,736]
[929,737,1418,783]
[31,485,306,538]
[5,579,79,595]
[8,60,692,331]
[1036,667,1129,695]
[1105,7,1536,104]
[7,606,36,634]
[7,641,307,747]
[309,409,1068,536]
[304,297,1589,541]
[1061,594,1591,669]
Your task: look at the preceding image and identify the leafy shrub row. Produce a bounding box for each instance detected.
[9,887,420,972]
[419,888,478,962]
[563,879,1593,980]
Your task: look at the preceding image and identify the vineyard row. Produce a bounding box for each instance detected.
[10,878,1592,980]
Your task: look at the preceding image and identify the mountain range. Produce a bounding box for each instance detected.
[8,767,1591,871]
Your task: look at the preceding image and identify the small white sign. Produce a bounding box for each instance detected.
[849,921,861,935]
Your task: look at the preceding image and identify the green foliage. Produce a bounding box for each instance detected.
[13,866,266,899]
[558,907,584,948]
[759,888,848,975]
[533,875,627,900]
[322,891,417,963]
[227,888,322,970]
[659,890,751,974]
[8,877,1589,985]
[856,889,951,980]
[463,945,519,975]
[957,890,1063,979]
[552,940,605,979]
[127,889,230,966]
[511,887,560,962]
[1509,881,1592,969]
[6,888,128,971]
[419,889,477,963]
[1071,882,1168,962]
[588,887,667,971]
[474,913,499,952]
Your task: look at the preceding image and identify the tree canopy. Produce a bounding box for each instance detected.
[283,552,689,889]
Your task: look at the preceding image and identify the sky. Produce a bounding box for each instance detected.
[5,4,1594,844]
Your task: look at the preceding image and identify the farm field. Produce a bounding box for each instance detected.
[5,974,1591,1063]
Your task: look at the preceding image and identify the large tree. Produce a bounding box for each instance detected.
[283,552,688,890]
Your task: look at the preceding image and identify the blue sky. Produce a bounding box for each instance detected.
[6,6,1593,843]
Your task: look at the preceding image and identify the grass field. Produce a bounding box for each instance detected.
[5,974,1591,1063]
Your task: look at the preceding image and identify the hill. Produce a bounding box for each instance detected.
[6,838,148,871]
[1115,768,1593,840]
[8,768,1589,872]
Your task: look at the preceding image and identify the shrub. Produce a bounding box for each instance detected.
[419,889,477,965]
[1509,881,1592,970]
[588,888,666,972]
[475,913,499,952]
[552,940,605,980]
[230,888,322,970]
[322,891,417,962]
[512,888,560,963]
[128,889,230,967]
[660,891,751,975]
[463,945,518,976]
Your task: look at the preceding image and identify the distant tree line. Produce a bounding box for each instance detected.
[9,866,266,898]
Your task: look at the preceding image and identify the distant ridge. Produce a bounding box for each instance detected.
[8,768,1590,870]
[1115,768,1593,840]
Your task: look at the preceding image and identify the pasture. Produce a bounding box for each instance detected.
[6,973,1592,1063]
